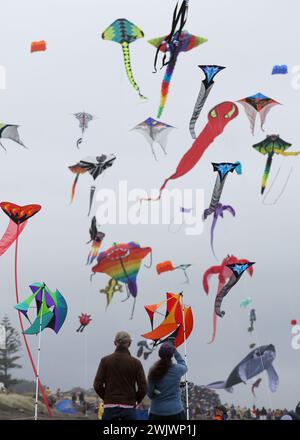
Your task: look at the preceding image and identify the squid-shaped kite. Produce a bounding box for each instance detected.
[142,102,239,202]
[204,162,241,258]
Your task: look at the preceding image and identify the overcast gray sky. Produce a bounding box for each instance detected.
[0,0,299,410]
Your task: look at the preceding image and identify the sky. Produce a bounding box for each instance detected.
[0,0,300,410]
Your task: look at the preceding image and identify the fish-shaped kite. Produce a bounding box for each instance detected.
[207,344,279,393]
[189,65,225,139]
[131,117,175,160]
[102,18,146,100]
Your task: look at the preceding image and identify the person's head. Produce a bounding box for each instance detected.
[148,342,175,382]
[114,331,132,349]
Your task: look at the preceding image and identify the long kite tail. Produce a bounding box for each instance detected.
[208,311,218,344]
[189,82,213,139]
[14,226,52,417]
[210,214,218,259]
[157,58,177,118]
[70,174,79,204]
[88,186,96,216]
[261,153,273,194]
[121,42,146,100]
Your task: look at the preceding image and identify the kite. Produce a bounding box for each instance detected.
[248,309,256,333]
[142,102,239,202]
[291,319,297,326]
[102,18,146,100]
[0,202,52,416]
[31,41,46,52]
[204,162,241,257]
[86,216,105,265]
[240,297,252,308]
[253,134,300,194]
[77,313,92,332]
[189,65,225,139]
[272,65,288,75]
[207,344,278,393]
[215,262,255,318]
[136,340,154,360]
[15,283,67,420]
[203,255,254,344]
[149,31,207,118]
[74,112,94,148]
[99,278,123,308]
[237,93,280,134]
[0,325,6,350]
[141,292,193,348]
[92,242,152,319]
[156,260,191,283]
[131,117,175,161]
[249,343,256,349]
[69,154,116,215]
[0,124,27,152]
[251,378,262,397]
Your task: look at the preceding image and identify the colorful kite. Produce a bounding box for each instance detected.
[253,135,300,194]
[0,124,27,152]
[69,154,116,215]
[86,216,105,265]
[189,65,225,139]
[207,345,278,393]
[92,242,152,319]
[203,255,254,344]
[272,65,288,75]
[204,162,241,257]
[237,93,280,134]
[74,112,94,148]
[141,292,193,348]
[99,278,123,308]
[31,40,47,52]
[0,203,52,416]
[142,102,239,202]
[15,282,67,420]
[131,117,175,160]
[102,18,146,99]
[156,260,191,283]
[77,313,92,332]
[149,31,207,118]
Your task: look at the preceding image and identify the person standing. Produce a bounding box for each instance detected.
[147,342,187,420]
[94,331,147,421]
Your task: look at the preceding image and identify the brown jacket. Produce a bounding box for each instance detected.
[93,347,147,405]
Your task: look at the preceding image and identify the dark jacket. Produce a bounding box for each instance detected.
[93,347,147,406]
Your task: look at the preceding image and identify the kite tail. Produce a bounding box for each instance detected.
[14,226,52,417]
[208,311,218,344]
[70,174,79,204]
[86,240,101,265]
[121,42,147,100]
[261,153,273,194]
[210,215,218,259]
[157,58,177,118]
[88,186,96,216]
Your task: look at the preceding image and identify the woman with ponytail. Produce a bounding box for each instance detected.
[147,341,187,420]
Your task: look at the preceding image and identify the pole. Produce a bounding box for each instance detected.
[14,225,52,417]
[34,287,44,421]
[180,293,189,420]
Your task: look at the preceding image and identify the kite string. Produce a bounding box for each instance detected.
[14,225,52,418]
[262,166,293,205]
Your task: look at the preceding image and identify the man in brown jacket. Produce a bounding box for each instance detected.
[94,331,147,420]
